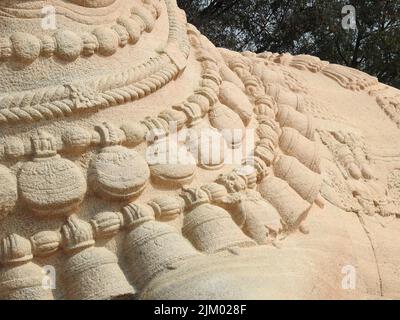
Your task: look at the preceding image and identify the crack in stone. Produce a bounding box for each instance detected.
[355,211,384,297]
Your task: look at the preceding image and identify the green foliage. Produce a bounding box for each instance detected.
[178,0,400,88]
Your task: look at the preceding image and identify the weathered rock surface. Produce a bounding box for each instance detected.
[0,0,399,300]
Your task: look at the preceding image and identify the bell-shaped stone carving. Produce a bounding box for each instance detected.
[61,216,135,300]
[0,234,54,300]
[181,187,256,253]
[123,203,200,290]
[18,131,87,217]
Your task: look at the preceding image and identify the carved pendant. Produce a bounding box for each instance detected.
[18,155,87,216]
[89,145,150,201]
[148,139,197,187]
[18,131,86,217]
[0,262,55,300]
[0,234,54,300]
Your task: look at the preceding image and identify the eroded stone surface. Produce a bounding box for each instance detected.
[0,0,399,300]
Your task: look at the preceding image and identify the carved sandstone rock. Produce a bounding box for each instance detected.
[0,0,399,300]
[18,132,87,217]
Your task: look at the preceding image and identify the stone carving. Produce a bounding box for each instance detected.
[0,0,399,300]
[30,231,62,258]
[181,187,256,253]
[148,138,197,187]
[216,173,283,244]
[273,53,328,73]
[0,234,54,300]
[90,211,124,239]
[89,123,150,201]
[0,0,161,62]
[277,105,315,141]
[322,64,379,91]
[120,121,147,147]
[123,203,199,290]
[319,130,398,217]
[148,196,184,221]
[258,176,311,228]
[273,155,322,204]
[248,56,308,94]
[218,81,254,125]
[209,103,245,148]
[279,127,321,173]
[266,52,380,92]
[2,137,25,160]
[222,190,283,245]
[0,165,17,220]
[320,161,362,213]
[18,131,87,217]
[62,126,93,153]
[375,91,400,128]
[186,126,226,170]
[0,0,186,125]
[61,216,134,300]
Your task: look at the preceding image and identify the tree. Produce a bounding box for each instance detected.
[178,0,400,88]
